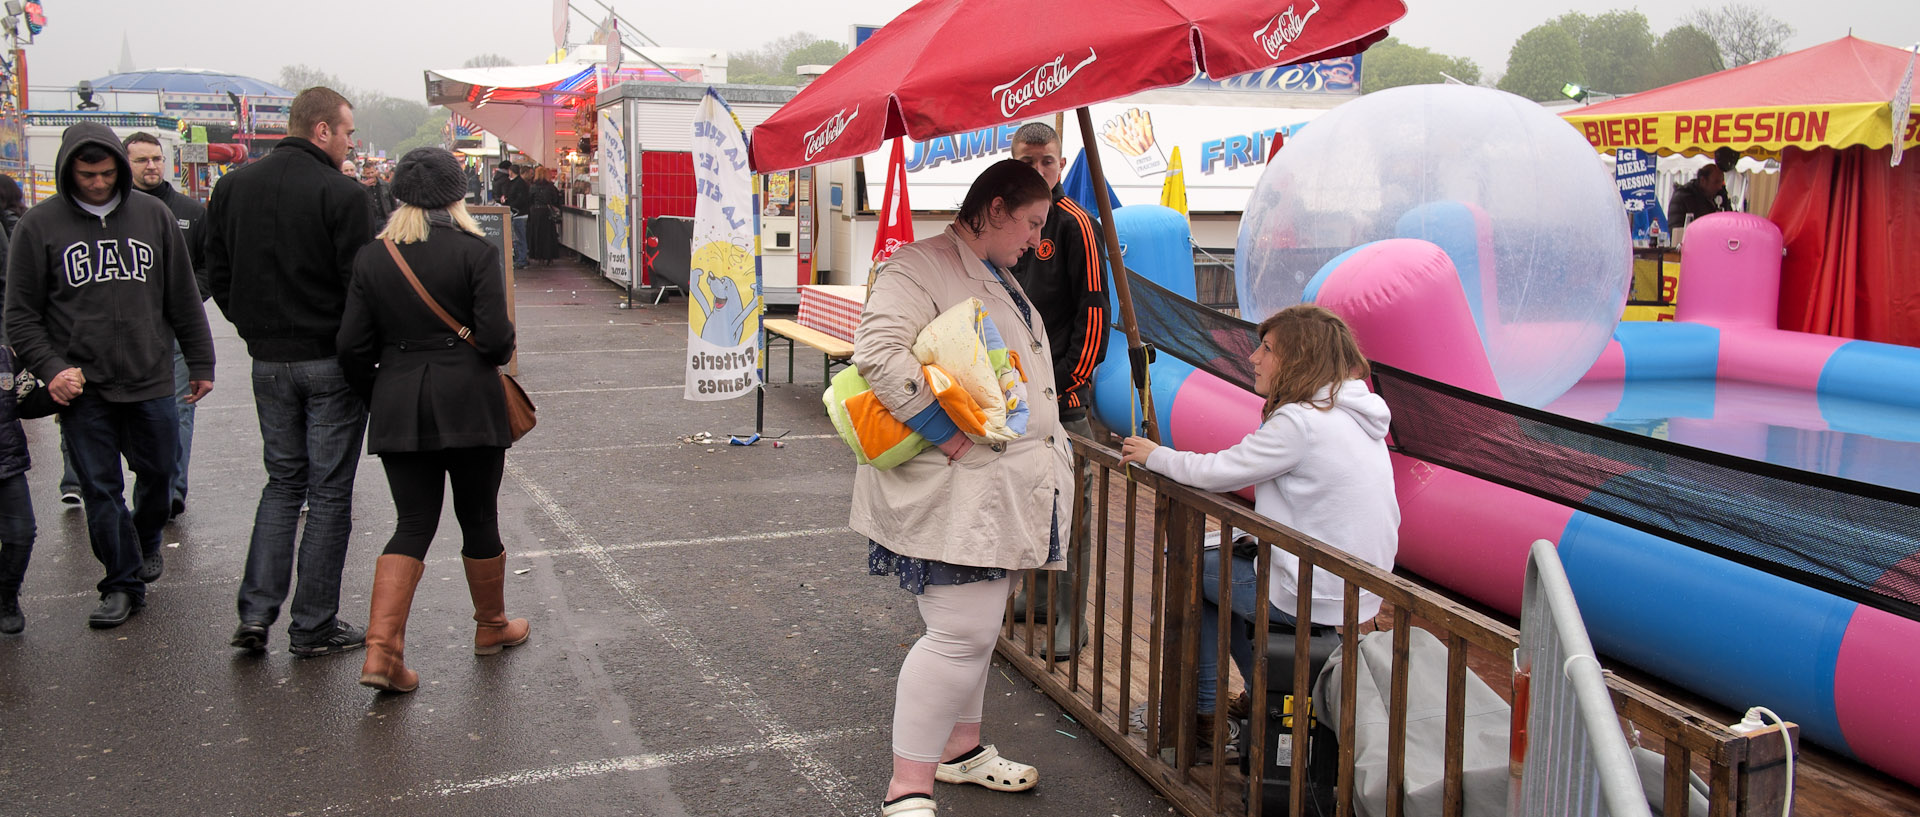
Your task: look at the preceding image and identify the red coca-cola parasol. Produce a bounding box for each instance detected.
[750,0,1406,439]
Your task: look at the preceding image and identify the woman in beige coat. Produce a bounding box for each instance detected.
[855,160,1073,817]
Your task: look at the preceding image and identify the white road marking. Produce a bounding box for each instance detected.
[513,434,839,455]
[19,526,854,602]
[514,525,850,559]
[506,460,865,815]
[415,726,875,798]
[516,348,676,355]
[528,385,684,395]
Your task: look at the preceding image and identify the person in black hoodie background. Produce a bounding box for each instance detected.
[3,122,216,629]
[124,131,208,520]
[206,86,375,658]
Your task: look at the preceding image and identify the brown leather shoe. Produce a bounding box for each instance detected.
[464,554,530,655]
[359,554,424,693]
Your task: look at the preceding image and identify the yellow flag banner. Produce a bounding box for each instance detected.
[1564,103,1920,156]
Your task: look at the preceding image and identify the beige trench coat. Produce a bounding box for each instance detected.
[848,226,1073,570]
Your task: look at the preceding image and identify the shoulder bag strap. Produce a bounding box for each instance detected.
[384,238,477,348]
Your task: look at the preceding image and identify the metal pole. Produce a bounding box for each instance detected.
[1075,107,1158,442]
[566,2,684,80]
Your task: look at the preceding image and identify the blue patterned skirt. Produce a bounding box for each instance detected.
[869,499,1061,595]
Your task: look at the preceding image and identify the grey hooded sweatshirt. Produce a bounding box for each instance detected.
[3,122,214,401]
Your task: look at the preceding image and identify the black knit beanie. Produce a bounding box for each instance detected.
[391,147,468,209]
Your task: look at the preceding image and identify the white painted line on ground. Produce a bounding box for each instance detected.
[516,348,675,355]
[513,434,839,455]
[513,525,850,559]
[524,322,689,328]
[414,726,875,799]
[528,385,684,395]
[506,460,865,817]
[19,526,854,603]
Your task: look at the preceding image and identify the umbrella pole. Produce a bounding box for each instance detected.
[1075,107,1159,443]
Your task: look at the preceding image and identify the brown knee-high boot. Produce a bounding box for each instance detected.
[360,554,425,693]
[464,554,530,655]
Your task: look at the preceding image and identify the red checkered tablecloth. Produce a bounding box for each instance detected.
[797,285,866,343]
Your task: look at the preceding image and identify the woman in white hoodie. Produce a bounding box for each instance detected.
[1120,304,1399,733]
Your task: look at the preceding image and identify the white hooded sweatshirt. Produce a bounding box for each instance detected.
[1144,379,1399,625]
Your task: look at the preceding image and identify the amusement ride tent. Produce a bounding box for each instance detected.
[424,63,602,165]
[1562,36,1920,346]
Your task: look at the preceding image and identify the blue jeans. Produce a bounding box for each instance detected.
[0,473,37,598]
[511,214,528,267]
[172,341,195,504]
[235,358,367,639]
[62,392,177,600]
[1196,548,1299,714]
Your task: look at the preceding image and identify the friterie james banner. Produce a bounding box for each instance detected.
[685,89,763,402]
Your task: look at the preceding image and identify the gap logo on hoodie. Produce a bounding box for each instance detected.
[61,238,155,288]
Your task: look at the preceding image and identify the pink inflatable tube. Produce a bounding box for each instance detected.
[1123,224,1920,785]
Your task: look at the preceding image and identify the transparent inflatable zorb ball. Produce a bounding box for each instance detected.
[1235,84,1629,407]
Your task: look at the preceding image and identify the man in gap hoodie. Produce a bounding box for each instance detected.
[3,122,216,629]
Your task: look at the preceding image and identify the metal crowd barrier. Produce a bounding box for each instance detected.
[999,435,1796,817]
[1512,539,1651,817]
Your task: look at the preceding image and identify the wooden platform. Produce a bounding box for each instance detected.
[1004,469,1920,816]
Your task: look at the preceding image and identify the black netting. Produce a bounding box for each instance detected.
[1371,363,1920,622]
[1124,268,1259,393]
[1123,271,1920,622]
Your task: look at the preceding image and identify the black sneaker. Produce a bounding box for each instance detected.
[60,491,81,507]
[230,621,269,651]
[169,498,186,520]
[289,620,366,657]
[0,596,22,634]
[87,591,142,629]
[137,551,164,583]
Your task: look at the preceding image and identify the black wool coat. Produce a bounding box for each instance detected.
[337,223,516,453]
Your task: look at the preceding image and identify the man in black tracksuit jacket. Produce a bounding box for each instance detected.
[3,122,216,628]
[205,87,375,657]
[1007,122,1109,658]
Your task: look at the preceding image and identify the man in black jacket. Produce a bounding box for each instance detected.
[206,86,374,657]
[1668,164,1730,234]
[1007,122,1110,659]
[4,122,216,629]
[489,159,511,204]
[125,131,207,520]
[503,164,531,269]
[359,159,394,225]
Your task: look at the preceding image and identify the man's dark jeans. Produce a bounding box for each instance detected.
[0,472,38,598]
[511,214,529,267]
[62,392,177,601]
[235,358,367,641]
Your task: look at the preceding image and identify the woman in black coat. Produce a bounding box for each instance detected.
[337,147,530,694]
[527,165,563,264]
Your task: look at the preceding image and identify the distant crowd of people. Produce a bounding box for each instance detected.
[0,87,530,695]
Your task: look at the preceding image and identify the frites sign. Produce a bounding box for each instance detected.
[1565,104,1920,155]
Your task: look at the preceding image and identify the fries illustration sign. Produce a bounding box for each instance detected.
[1098,107,1169,177]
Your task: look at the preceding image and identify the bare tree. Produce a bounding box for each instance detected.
[463,54,515,69]
[1683,3,1794,67]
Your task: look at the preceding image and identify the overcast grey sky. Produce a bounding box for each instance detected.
[24,0,1920,102]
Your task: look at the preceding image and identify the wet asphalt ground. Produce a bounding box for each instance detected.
[0,259,1170,817]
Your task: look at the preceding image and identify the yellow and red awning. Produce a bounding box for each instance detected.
[1562,36,1919,156]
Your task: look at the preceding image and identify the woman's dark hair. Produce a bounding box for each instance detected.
[955,159,1050,235]
[0,174,23,216]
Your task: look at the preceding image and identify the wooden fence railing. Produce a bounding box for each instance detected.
[998,435,1794,817]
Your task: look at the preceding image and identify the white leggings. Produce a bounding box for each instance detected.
[891,576,1013,762]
